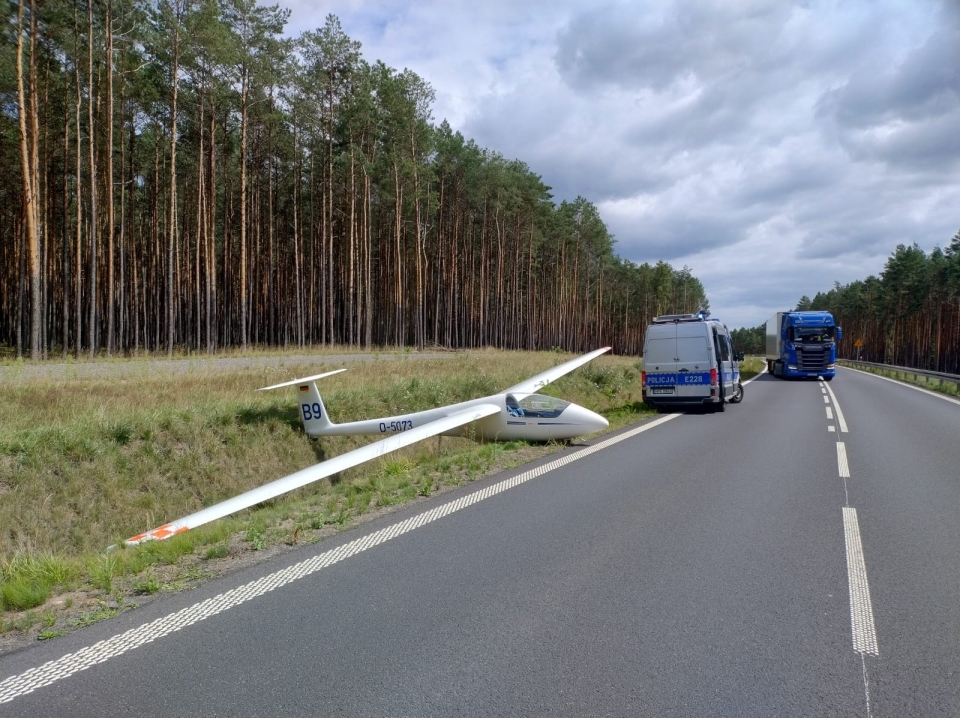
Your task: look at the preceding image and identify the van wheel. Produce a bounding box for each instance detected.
[714,398,726,412]
[730,380,744,403]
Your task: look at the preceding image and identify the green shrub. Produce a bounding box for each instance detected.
[203,544,229,560]
[88,553,121,592]
[133,572,160,595]
[1,577,51,611]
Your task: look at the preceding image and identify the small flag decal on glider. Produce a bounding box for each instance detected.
[299,385,309,392]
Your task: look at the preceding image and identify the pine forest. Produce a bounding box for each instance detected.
[1,1,709,361]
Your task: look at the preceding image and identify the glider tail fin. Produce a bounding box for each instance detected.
[257,369,346,438]
[298,380,333,438]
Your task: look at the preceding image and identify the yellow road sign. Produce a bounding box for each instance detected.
[854,339,864,347]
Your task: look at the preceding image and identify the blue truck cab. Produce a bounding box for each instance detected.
[642,312,744,412]
[765,311,842,380]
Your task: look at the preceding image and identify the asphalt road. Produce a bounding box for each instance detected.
[2,366,959,716]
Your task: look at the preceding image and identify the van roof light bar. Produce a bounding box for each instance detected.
[652,313,699,324]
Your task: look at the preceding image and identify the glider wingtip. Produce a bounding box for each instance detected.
[257,368,348,392]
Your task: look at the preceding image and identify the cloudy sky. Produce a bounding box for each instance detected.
[278,0,960,328]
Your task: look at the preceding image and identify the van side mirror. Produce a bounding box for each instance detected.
[836,327,843,341]
[735,352,745,362]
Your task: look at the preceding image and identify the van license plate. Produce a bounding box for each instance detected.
[651,388,675,394]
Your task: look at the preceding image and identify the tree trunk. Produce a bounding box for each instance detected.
[87,0,99,357]
[105,0,115,355]
[239,66,248,349]
[167,1,181,356]
[16,0,42,360]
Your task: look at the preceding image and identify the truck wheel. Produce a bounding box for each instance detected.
[730,380,744,403]
[823,375,833,382]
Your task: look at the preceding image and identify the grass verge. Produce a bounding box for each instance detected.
[738,356,767,380]
[839,361,960,397]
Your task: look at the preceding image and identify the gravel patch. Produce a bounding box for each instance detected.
[0,352,458,382]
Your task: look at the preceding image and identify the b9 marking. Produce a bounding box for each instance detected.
[301,403,323,421]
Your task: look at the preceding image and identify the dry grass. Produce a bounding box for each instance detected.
[0,348,648,638]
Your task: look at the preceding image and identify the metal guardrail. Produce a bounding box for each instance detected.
[839,359,960,391]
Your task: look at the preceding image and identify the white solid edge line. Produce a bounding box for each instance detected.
[842,507,879,656]
[742,365,767,385]
[837,442,850,478]
[822,381,849,433]
[0,412,680,705]
[839,365,960,407]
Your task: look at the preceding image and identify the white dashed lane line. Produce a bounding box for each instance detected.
[843,507,879,656]
[821,380,848,433]
[837,442,850,478]
[818,378,877,717]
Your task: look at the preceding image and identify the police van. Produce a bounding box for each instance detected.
[641,311,744,411]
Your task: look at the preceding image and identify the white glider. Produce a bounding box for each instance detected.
[121,348,610,546]
[269,346,612,443]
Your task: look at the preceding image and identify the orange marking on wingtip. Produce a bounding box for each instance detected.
[150,526,173,540]
[174,527,188,535]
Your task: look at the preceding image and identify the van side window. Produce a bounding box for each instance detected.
[719,332,730,361]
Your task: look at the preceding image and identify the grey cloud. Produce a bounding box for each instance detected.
[815,12,960,173]
[463,93,675,202]
[619,86,755,155]
[554,0,798,93]
[819,25,960,128]
[732,156,842,210]
[836,108,960,172]
[607,210,751,263]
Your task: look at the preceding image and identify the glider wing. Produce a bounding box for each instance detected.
[120,403,501,547]
[502,347,611,395]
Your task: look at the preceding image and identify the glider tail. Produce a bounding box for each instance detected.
[257,369,346,438]
[298,380,333,438]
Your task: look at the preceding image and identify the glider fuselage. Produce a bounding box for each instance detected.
[305,392,607,442]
